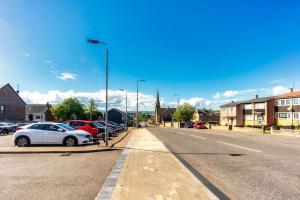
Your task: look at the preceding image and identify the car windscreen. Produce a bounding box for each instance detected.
[57,123,75,131]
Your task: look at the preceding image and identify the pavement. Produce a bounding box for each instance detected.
[149,127,300,200]
[104,128,218,200]
[0,131,130,153]
[0,130,132,200]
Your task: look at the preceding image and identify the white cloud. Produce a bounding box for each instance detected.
[57,73,77,81]
[19,90,156,111]
[272,85,289,95]
[44,60,51,64]
[213,89,258,100]
[20,51,30,57]
[269,79,285,83]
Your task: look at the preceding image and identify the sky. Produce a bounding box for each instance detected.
[1,0,300,111]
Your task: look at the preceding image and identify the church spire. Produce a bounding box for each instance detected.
[155,90,160,109]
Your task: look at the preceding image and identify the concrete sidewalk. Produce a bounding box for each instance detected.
[108,129,218,200]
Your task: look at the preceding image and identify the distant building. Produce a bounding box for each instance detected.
[0,83,26,121]
[26,104,52,122]
[107,108,126,124]
[193,109,220,124]
[220,101,244,126]
[275,89,300,127]
[155,91,176,124]
[242,96,275,127]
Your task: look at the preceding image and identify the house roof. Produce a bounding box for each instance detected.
[26,104,48,114]
[220,101,243,108]
[0,83,26,105]
[243,96,274,104]
[157,107,176,116]
[107,108,124,114]
[276,91,300,99]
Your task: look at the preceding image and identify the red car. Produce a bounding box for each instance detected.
[65,120,99,137]
[193,122,207,129]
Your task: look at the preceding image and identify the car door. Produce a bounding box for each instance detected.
[42,124,63,144]
[27,124,45,144]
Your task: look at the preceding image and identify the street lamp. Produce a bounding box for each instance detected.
[87,38,109,147]
[136,80,145,129]
[119,89,128,132]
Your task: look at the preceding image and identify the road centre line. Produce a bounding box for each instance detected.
[217,141,262,153]
[190,135,207,140]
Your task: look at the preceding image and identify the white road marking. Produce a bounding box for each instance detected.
[217,141,262,153]
[190,135,207,140]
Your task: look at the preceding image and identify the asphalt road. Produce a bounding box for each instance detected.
[149,127,300,200]
[0,131,132,200]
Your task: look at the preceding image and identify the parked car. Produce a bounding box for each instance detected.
[0,123,17,134]
[184,122,193,128]
[13,122,92,147]
[64,120,99,138]
[193,122,207,129]
[140,122,147,128]
[94,121,116,137]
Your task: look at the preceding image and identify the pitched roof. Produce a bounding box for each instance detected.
[276,91,300,99]
[157,107,176,116]
[243,96,274,103]
[26,104,48,114]
[220,101,243,108]
[0,83,26,105]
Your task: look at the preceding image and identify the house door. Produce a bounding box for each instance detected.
[257,116,263,125]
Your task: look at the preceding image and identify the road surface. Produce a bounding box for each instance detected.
[149,127,300,200]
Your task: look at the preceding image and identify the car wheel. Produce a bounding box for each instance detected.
[4,129,9,134]
[64,137,77,147]
[16,136,30,147]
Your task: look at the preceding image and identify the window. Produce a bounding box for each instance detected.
[36,115,41,119]
[30,124,45,130]
[276,112,291,119]
[277,99,292,106]
[244,104,253,110]
[294,112,299,119]
[293,98,300,105]
[255,103,265,109]
[44,124,59,131]
[0,105,5,114]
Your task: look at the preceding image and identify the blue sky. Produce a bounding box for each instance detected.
[1,0,300,110]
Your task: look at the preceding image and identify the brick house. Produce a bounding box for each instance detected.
[193,109,220,124]
[275,90,300,127]
[242,96,275,127]
[220,101,244,126]
[154,91,176,124]
[0,83,26,121]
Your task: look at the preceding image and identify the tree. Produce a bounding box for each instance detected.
[139,113,152,123]
[51,98,85,121]
[45,102,55,121]
[84,99,103,120]
[173,103,195,122]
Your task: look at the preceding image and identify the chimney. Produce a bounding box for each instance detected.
[290,88,294,93]
[255,95,258,99]
[231,101,234,103]
[16,84,20,94]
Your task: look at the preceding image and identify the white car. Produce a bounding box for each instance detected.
[13,123,93,147]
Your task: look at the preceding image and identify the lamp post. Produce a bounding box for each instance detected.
[87,39,109,147]
[136,80,145,129]
[119,89,128,132]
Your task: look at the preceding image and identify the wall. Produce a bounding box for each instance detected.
[0,85,26,121]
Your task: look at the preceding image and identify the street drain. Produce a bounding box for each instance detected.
[60,153,71,156]
[229,153,243,156]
